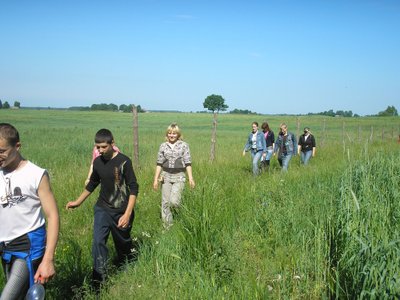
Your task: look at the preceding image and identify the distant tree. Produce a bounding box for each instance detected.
[203,94,228,113]
[108,103,118,111]
[0,100,2,109]
[203,94,228,162]
[136,105,145,113]
[326,109,335,117]
[14,101,21,108]
[119,104,129,112]
[3,101,10,109]
[378,105,398,116]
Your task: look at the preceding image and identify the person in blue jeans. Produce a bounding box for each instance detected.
[274,123,297,172]
[298,127,316,165]
[243,122,266,175]
[260,121,275,172]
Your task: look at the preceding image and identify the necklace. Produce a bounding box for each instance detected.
[0,159,26,204]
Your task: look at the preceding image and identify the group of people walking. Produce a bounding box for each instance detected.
[243,121,316,174]
[0,122,194,298]
[1,120,315,298]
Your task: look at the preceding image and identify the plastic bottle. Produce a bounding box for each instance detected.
[25,283,45,300]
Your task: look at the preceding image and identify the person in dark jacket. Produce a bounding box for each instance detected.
[297,127,316,165]
[260,121,275,172]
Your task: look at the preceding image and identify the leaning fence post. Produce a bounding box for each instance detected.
[342,121,345,144]
[132,105,139,169]
[321,118,326,147]
[370,126,374,142]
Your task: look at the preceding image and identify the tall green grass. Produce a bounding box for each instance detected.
[0,109,399,299]
[330,150,400,298]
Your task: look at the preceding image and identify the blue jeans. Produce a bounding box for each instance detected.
[301,150,312,165]
[278,153,293,172]
[251,149,263,175]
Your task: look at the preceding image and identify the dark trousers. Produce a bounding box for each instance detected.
[92,205,134,282]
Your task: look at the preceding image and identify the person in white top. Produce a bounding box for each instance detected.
[0,123,59,300]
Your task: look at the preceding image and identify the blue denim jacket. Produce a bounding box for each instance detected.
[244,131,267,153]
[274,132,297,156]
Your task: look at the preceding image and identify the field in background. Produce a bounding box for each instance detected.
[1,110,399,299]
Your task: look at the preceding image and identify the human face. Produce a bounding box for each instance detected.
[95,142,114,160]
[0,138,20,170]
[252,124,258,133]
[167,131,179,144]
[280,125,288,135]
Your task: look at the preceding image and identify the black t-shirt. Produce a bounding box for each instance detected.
[86,152,139,213]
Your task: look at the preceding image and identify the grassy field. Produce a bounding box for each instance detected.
[1,109,399,299]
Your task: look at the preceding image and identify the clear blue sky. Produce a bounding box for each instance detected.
[1,0,399,115]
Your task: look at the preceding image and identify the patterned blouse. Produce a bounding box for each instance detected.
[156,140,192,173]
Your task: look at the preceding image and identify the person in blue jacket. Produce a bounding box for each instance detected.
[242,122,266,175]
[274,123,297,172]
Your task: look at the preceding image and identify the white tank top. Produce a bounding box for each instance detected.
[0,161,46,242]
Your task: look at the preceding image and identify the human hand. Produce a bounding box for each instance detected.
[117,213,131,229]
[153,180,159,191]
[65,200,80,210]
[189,178,195,189]
[34,259,55,284]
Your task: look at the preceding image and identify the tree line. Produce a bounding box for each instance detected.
[68,103,145,113]
[0,100,20,109]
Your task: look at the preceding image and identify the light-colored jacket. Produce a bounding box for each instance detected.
[244,131,267,153]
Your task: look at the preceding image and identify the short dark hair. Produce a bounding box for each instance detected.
[95,128,114,144]
[0,123,20,146]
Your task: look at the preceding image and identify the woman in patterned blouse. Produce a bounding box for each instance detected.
[153,123,195,229]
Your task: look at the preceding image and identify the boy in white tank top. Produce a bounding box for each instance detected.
[0,123,59,299]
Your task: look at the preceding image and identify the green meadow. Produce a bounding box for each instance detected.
[1,109,399,299]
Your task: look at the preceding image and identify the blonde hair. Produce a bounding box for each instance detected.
[165,123,182,141]
[279,123,287,130]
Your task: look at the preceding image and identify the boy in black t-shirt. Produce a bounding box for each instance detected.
[66,129,139,287]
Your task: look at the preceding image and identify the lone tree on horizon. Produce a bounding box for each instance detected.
[203,94,228,162]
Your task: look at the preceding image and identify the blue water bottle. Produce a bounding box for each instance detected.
[25,283,45,300]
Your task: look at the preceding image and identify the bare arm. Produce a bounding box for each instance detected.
[186,165,195,188]
[85,164,93,186]
[35,173,59,284]
[66,189,92,209]
[153,165,162,190]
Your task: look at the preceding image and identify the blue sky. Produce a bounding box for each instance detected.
[1,0,399,115]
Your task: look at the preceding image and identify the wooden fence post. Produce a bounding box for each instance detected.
[210,112,217,162]
[132,105,139,169]
[342,121,345,145]
[370,126,374,142]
